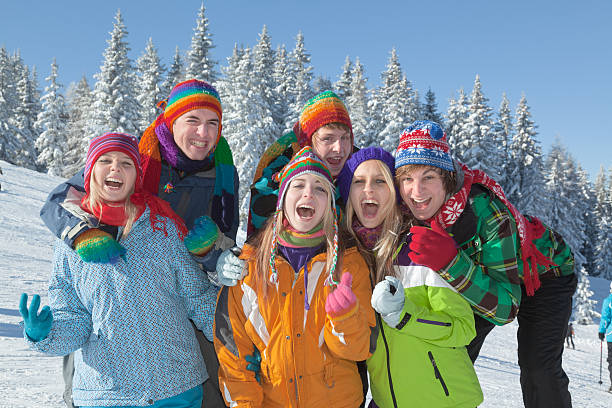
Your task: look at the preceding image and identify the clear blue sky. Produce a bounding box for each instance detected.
[1,0,610,180]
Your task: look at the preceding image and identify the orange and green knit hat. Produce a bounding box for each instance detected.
[298,90,353,146]
[159,79,222,141]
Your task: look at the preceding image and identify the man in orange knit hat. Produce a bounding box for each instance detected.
[40,79,238,408]
[246,90,354,238]
[216,91,355,290]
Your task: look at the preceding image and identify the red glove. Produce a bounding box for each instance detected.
[408,220,457,271]
[325,273,357,317]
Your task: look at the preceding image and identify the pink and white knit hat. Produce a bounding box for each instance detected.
[84,132,141,194]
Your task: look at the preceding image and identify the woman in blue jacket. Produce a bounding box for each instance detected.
[19,132,219,408]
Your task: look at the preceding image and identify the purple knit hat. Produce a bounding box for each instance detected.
[337,146,395,204]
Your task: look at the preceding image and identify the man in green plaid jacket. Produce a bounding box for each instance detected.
[394,120,576,408]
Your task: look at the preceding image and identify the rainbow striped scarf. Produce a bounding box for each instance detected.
[277,221,326,248]
[139,114,236,233]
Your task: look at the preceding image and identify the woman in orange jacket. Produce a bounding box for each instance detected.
[214,147,376,408]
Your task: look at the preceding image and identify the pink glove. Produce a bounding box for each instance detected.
[408,220,457,271]
[325,273,357,317]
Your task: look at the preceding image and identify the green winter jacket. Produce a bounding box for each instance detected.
[367,248,483,408]
[439,184,575,326]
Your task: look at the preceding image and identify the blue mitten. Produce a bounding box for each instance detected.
[371,276,405,328]
[184,216,220,256]
[74,228,126,264]
[216,248,246,286]
[19,293,53,342]
[245,347,262,383]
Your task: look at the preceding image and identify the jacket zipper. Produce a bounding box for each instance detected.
[428,351,450,396]
[377,313,399,408]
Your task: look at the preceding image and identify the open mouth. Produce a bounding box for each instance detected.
[326,156,343,166]
[104,177,123,189]
[411,197,431,210]
[361,199,379,218]
[296,205,315,219]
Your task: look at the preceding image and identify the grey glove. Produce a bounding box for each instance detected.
[216,248,246,286]
[371,276,405,328]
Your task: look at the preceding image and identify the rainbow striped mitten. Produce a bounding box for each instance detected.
[184,215,220,256]
[74,229,126,264]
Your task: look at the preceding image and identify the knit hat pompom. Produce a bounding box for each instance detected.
[161,78,222,138]
[298,91,352,147]
[337,146,395,204]
[270,147,339,285]
[395,120,454,172]
[84,132,141,194]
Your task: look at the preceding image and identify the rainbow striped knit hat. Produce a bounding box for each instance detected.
[161,79,222,141]
[298,91,353,146]
[270,147,339,285]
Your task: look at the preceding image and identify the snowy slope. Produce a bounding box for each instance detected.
[0,160,611,407]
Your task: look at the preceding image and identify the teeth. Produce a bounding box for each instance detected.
[298,205,314,210]
[192,140,208,147]
[363,199,379,205]
[413,198,429,203]
[105,177,122,183]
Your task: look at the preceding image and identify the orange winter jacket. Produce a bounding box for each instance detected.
[214,245,376,408]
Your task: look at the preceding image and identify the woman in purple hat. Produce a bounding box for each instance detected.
[337,146,483,408]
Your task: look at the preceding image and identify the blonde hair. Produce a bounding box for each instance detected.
[85,161,139,236]
[345,160,403,285]
[250,173,340,296]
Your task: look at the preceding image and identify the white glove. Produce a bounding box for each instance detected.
[371,276,405,328]
[216,248,246,286]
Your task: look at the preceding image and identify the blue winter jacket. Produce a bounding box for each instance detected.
[40,162,239,277]
[25,208,219,407]
[600,292,612,342]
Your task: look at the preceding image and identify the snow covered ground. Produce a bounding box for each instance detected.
[1,159,611,407]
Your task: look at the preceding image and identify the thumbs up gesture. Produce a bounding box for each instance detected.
[325,273,358,318]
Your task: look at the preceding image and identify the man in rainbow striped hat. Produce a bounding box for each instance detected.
[40,79,238,408]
